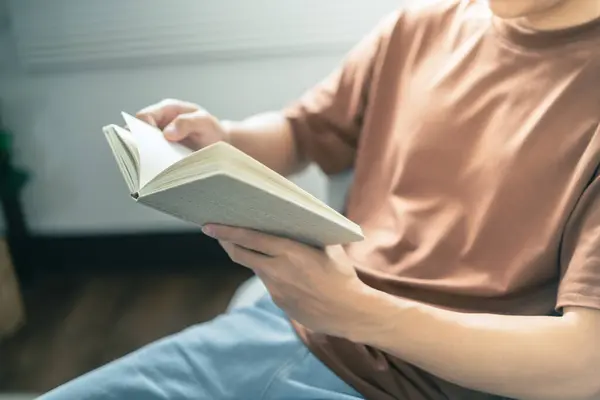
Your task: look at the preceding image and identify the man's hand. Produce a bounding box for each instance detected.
[203,225,600,400]
[135,99,303,176]
[203,224,374,338]
[136,98,229,151]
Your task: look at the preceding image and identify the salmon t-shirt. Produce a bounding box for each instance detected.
[284,1,600,399]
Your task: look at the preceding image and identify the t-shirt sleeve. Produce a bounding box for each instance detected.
[557,174,600,311]
[283,12,399,175]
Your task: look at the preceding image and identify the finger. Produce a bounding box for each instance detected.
[206,225,290,256]
[219,241,271,270]
[135,114,157,128]
[179,136,208,151]
[163,110,220,144]
[136,98,199,130]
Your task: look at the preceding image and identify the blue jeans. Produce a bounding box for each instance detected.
[39,279,363,400]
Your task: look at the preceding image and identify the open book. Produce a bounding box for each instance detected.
[102,113,364,247]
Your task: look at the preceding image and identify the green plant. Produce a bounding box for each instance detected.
[0,112,29,197]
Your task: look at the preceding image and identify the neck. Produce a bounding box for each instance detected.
[521,1,600,30]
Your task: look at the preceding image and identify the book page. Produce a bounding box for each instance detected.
[121,112,193,188]
[140,141,361,234]
[103,125,139,193]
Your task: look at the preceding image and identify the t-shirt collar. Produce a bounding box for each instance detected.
[492,13,600,50]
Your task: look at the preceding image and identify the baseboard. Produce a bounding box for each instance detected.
[17,231,232,282]
[0,395,39,400]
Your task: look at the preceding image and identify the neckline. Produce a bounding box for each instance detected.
[492,14,600,51]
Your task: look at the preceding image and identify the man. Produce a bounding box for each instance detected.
[42,0,600,399]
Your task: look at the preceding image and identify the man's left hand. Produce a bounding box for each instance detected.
[203,224,373,338]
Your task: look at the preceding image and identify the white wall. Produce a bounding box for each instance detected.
[0,1,396,235]
[1,52,343,234]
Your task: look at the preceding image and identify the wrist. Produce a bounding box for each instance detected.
[220,119,236,145]
[344,283,406,345]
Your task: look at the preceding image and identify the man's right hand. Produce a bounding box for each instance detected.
[136,98,303,176]
[136,98,229,151]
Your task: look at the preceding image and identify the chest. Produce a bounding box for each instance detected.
[351,34,600,211]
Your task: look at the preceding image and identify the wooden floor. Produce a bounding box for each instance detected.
[0,265,252,393]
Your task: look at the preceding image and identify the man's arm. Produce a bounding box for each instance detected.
[223,112,307,176]
[136,100,305,177]
[201,224,600,400]
[137,13,396,178]
[352,290,600,400]
[225,11,397,175]
[350,172,600,400]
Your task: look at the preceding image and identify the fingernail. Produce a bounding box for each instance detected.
[202,226,214,237]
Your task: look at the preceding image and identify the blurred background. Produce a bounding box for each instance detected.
[0,0,398,396]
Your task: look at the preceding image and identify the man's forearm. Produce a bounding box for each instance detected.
[224,112,307,176]
[350,288,600,400]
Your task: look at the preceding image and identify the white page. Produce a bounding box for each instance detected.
[121,112,193,188]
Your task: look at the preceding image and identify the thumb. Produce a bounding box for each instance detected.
[162,121,187,141]
[161,110,215,143]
